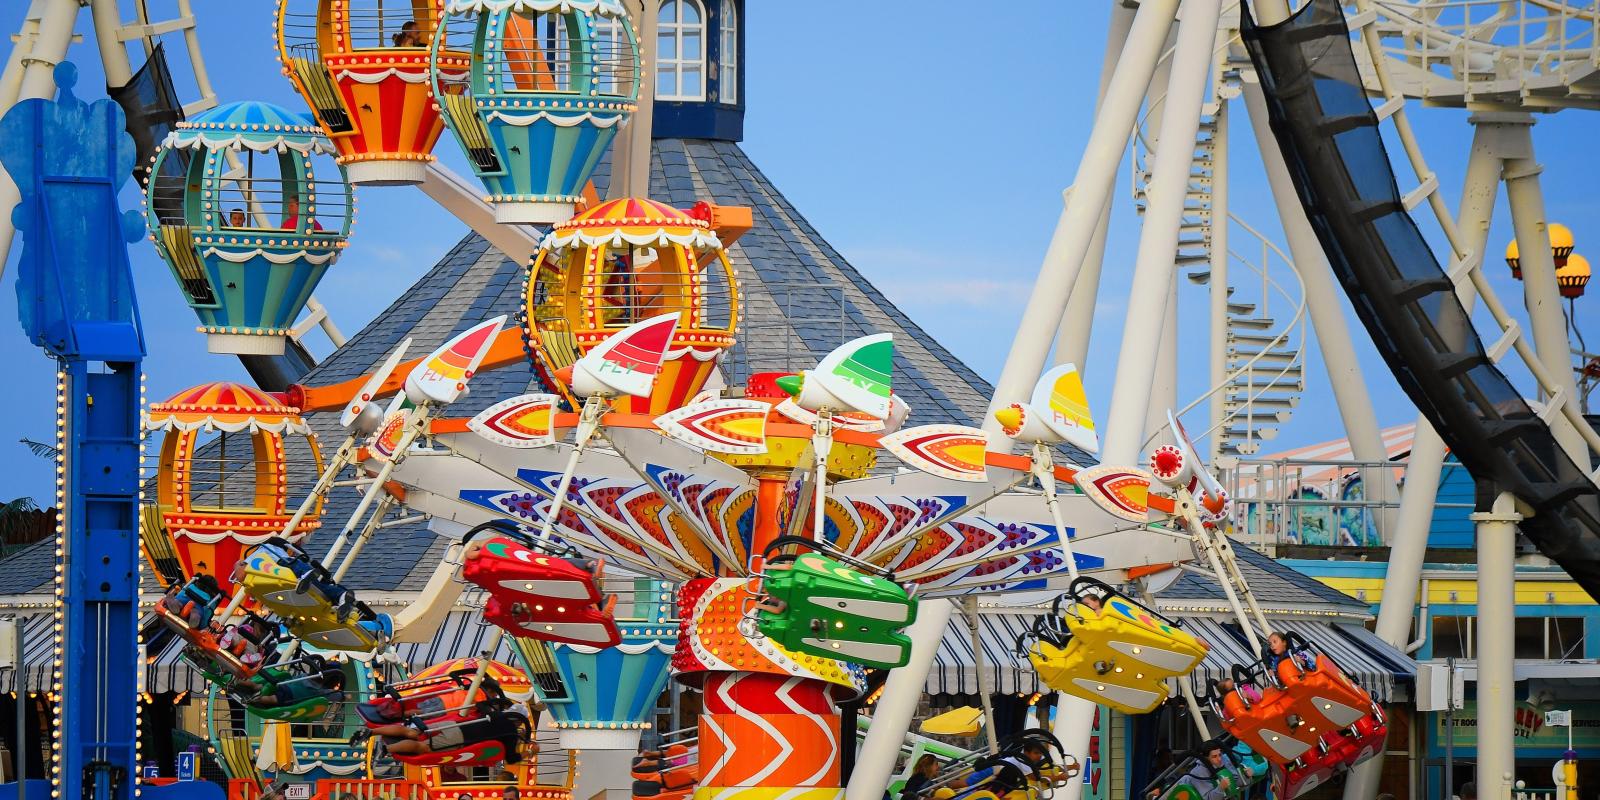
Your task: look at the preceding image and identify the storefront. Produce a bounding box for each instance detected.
[1423,697,1600,798]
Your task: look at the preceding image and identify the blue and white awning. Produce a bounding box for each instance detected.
[924,613,1414,703]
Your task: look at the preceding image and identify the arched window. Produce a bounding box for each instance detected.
[657,0,705,101]
[718,0,737,104]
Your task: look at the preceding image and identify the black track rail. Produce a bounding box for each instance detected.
[1242,0,1600,600]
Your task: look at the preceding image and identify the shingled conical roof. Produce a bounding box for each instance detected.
[0,139,1079,595]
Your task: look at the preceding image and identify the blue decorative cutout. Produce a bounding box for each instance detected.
[0,62,144,359]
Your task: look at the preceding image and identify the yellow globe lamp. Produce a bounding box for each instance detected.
[1558,252,1590,299]
[1551,223,1576,266]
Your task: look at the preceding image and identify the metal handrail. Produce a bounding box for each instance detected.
[1165,215,1309,451]
[1128,37,1310,455]
[1224,457,1474,549]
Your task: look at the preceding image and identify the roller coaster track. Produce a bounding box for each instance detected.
[1345,0,1600,110]
[1243,0,1600,600]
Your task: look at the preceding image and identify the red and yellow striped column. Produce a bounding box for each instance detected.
[674,577,862,800]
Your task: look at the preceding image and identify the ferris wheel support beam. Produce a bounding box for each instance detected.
[1136,28,1183,456]
[610,0,659,200]
[1501,118,1588,464]
[1474,492,1521,799]
[418,163,541,265]
[983,0,1180,438]
[1051,1,1137,374]
[86,0,131,87]
[0,0,80,280]
[843,597,956,800]
[1099,0,1224,465]
[1343,109,1506,800]
[0,0,50,107]
[1237,78,1399,535]
[1144,281,1179,449]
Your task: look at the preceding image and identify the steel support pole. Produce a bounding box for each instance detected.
[1207,101,1229,463]
[1343,119,1505,800]
[1144,280,1179,448]
[611,0,658,200]
[983,0,1180,435]
[1054,203,1111,374]
[1052,1,1137,372]
[14,0,76,102]
[1100,0,1226,464]
[1500,118,1587,465]
[86,0,132,87]
[0,1,50,109]
[0,0,80,279]
[14,616,24,793]
[1238,80,1398,533]
[964,599,999,754]
[844,599,954,800]
[1049,694,1099,800]
[1473,493,1520,799]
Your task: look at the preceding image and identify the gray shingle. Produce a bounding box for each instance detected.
[1160,544,1367,610]
[0,137,1327,606]
[0,538,54,594]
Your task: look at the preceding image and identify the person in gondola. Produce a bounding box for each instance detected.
[217,620,269,669]
[266,540,358,621]
[962,740,1048,798]
[392,20,424,48]
[1164,744,1237,800]
[1214,677,1262,705]
[1073,591,1118,674]
[281,196,323,232]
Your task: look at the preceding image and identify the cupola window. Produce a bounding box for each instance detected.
[657,0,706,101]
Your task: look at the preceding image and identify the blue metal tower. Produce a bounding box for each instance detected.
[0,62,146,800]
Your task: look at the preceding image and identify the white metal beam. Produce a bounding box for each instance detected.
[417,163,542,266]
[1052,1,1138,373]
[983,0,1181,436]
[1101,0,1226,464]
[0,0,82,279]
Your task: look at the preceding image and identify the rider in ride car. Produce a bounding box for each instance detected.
[355,708,528,762]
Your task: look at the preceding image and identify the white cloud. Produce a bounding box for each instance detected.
[843,244,1036,310]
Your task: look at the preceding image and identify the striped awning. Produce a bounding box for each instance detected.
[0,615,55,693]
[6,609,521,694]
[927,611,1044,696]
[126,609,525,695]
[0,614,215,694]
[1181,618,1414,703]
[143,626,210,694]
[1180,618,1261,692]
[923,613,1414,704]
[1277,620,1413,702]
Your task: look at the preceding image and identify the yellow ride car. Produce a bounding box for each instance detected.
[238,538,392,652]
[1019,578,1207,714]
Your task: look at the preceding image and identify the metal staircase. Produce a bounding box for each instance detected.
[1131,58,1307,457]
[1206,246,1306,455]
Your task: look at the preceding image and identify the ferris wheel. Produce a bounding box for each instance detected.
[6,3,1600,800]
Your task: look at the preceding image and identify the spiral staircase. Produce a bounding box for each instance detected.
[1130,52,1307,457]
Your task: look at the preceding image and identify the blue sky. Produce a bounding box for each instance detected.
[2,1,1598,504]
